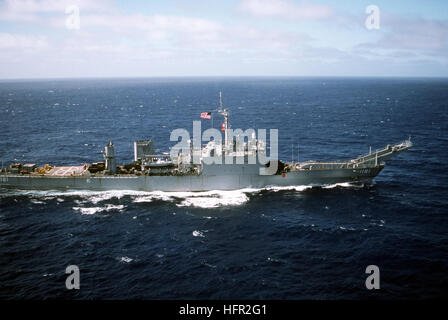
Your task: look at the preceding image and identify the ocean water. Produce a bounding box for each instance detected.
[0,77,447,299]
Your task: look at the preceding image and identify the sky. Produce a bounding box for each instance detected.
[0,0,447,78]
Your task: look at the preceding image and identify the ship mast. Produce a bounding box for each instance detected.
[218,91,230,153]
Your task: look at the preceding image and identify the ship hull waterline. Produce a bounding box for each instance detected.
[0,166,383,192]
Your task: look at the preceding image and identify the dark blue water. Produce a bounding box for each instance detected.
[0,77,447,299]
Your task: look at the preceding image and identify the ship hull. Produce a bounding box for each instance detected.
[0,166,383,192]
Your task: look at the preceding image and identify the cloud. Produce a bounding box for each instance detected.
[52,13,310,54]
[238,0,332,20]
[0,0,310,58]
[0,1,446,77]
[0,32,48,49]
[355,14,448,64]
[78,13,222,38]
[0,0,113,22]
[376,18,448,51]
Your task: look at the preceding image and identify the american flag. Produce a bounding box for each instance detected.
[200,112,212,119]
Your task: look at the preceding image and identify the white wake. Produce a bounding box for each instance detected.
[0,182,364,211]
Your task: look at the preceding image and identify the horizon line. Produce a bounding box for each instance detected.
[1,75,447,81]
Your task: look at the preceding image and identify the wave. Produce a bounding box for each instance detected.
[119,256,133,263]
[133,191,175,203]
[0,189,149,199]
[192,230,205,237]
[322,182,364,189]
[176,190,251,208]
[72,204,125,215]
[264,185,313,192]
[0,182,365,210]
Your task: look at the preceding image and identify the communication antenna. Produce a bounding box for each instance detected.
[218,91,230,152]
[292,144,294,164]
[219,91,223,113]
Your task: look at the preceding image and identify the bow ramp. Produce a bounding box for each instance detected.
[352,139,413,166]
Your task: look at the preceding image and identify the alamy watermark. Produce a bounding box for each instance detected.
[65,265,80,290]
[65,5,80,30]
[365,265,380,289]
[365,5,380,30]
[170,121,279,175]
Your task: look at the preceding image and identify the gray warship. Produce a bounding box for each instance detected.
[0,94,412,192]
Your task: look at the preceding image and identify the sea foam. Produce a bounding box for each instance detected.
[2,182,363,210]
